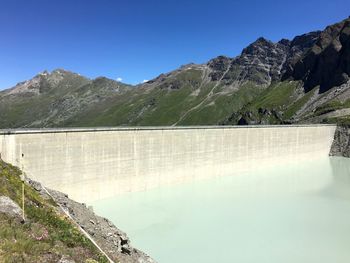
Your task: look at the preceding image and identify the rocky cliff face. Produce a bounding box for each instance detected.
[230,37,289,85]
[1,17,350,127]
[283,17,350,93]
[208,31,320,88]
[281,31,321,76]
[330,125,350,157]
[207,37,290,87]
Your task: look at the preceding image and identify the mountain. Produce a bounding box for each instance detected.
[283,18,350,92]
[1,17,350,128]
[0,69,131,127]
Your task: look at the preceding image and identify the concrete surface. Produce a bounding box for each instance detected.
[0,125,337,202]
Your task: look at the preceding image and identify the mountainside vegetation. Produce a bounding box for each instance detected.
[0,159,155,263]
[1,17,350,128]
[0,160,109,263]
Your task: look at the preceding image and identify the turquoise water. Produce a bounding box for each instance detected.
[91,157,350,263]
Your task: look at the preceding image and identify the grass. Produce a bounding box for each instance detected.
[220,81,302,124]
[248,81,300,110]
[178,82,262,125]
[5,69,341,128]
[284,87,316,119]
[0,160,109,263]
[0,68,317,128]
[313,100,350,116]
[325,116,350,125]
[64,69,218,126]
[304,98,350,124]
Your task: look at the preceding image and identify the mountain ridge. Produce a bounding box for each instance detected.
[1,16,350,128]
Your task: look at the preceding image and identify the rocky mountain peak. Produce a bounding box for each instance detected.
[314,18,348,51]
[283,17,350,92]
[290,31,321,49]
[91,76,130,92]
[241,37,275,56]
[206,37,292,86]
[228,37,290,85]
[278,38,291,46]
[38,70,49,76]
[207,56,232,81]
[2,69,89,97]
[5,74,45,96]
[208,56,231,70]
[138,18,348,90]
[252,37,271,45]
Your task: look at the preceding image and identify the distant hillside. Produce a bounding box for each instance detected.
[1,17,350,128]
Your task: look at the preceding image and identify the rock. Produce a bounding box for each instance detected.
[283,17,350,92]
[330,125,350,157]
[121,244,131,254]
[237,117,248,125]
[26,178,51,200]
[0,196,23,221]
[58,255,75,263]
[44,187,157,263]
[31,180,43,192]
[207,56,232,81]
[207,28,319,89]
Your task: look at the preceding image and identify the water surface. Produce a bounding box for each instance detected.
[91,157,350,263]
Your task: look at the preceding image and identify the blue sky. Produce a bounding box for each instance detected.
[0,0,349,89]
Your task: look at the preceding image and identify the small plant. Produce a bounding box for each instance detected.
[30,224,49,241]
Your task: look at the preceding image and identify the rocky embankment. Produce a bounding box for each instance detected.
[0,158,155,263]
[27,178,155,263]
[330,125,350,157]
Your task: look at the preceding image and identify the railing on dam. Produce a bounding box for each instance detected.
[0,125,337,202]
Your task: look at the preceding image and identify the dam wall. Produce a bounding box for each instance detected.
[0,125,336,202]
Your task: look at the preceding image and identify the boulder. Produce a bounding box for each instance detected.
[0,196,23,221]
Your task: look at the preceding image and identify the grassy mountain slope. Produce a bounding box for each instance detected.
[63,68,264,127]
[0,70,131,128]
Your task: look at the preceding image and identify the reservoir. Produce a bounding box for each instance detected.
[92,156,350,263]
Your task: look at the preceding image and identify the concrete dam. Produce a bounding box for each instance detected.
[0,125,337,203]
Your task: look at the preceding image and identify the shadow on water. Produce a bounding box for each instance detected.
[322,156,350,200]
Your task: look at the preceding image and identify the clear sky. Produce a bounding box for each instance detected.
[0,0,349,89]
